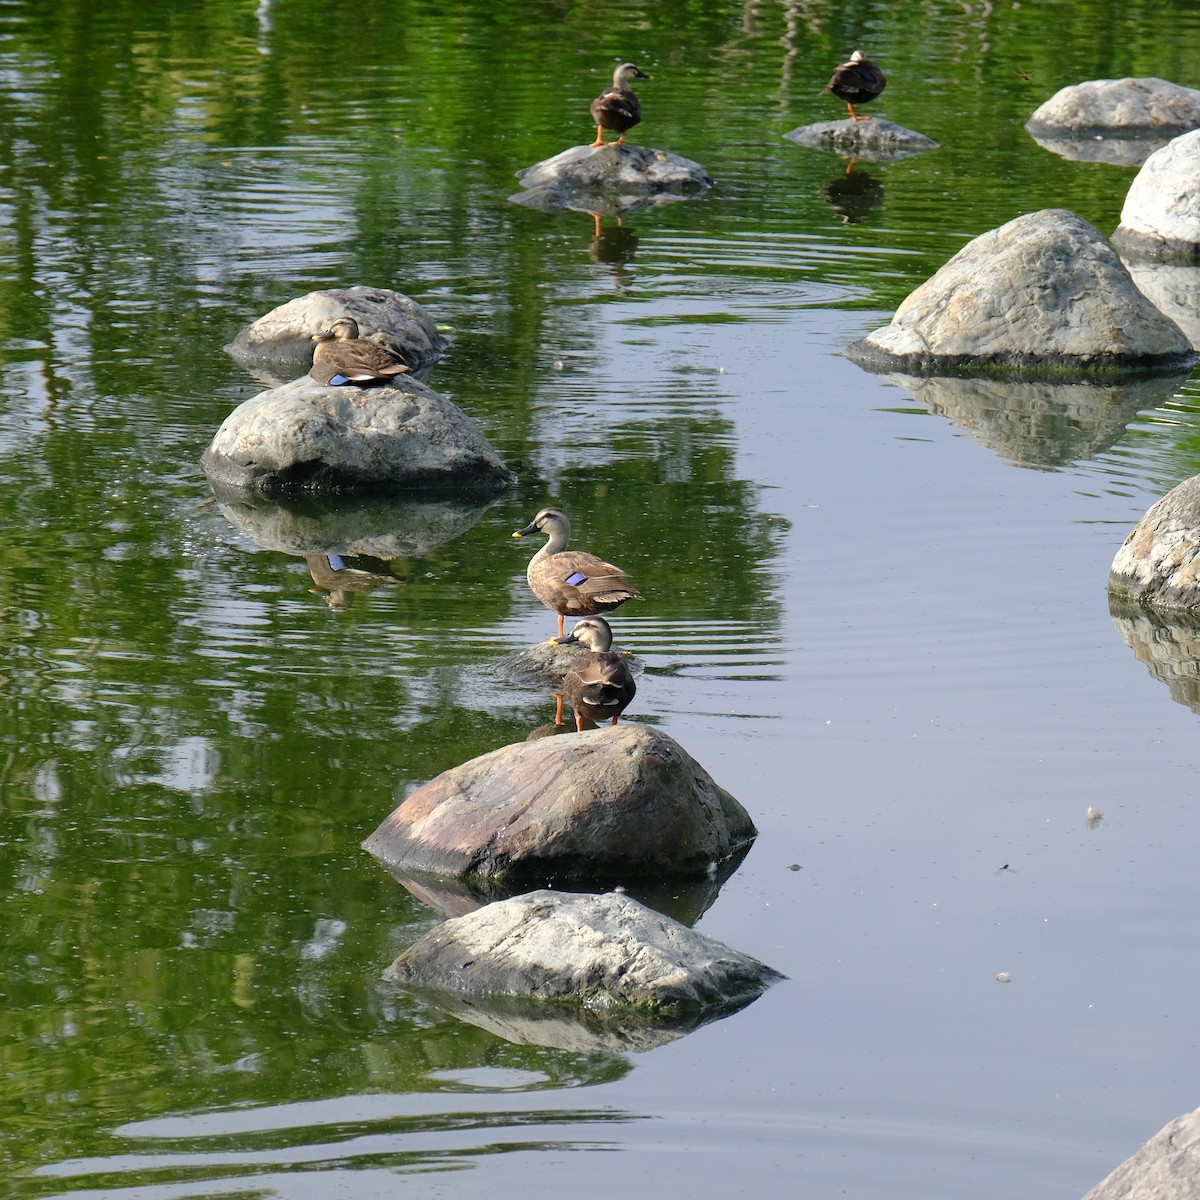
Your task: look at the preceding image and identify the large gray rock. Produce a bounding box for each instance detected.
[845,210,1195,374]
[1121,258,1200,348]
[1083,1106,1200,1200]
[1113,130,1200,259]
[1110,475,1200,609]
[226,286,447,374]
[386,890,784,1016]
[511,143,712,214]
[784,118,938,162]
[1026,78,1200,137]
[363,724,756,883]
[201,375,515,497]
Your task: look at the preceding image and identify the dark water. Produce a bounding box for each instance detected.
[3,0,1200,1196]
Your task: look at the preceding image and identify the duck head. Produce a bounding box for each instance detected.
[312,316,361,343]
[557,615,615,652]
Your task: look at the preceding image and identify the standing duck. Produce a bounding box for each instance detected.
[512,506,641,639]
[555,616,637,731]
[310,317,411,385]
[823,50,886,122]
[590,62,650,147]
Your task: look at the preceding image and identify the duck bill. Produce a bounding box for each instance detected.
[512,522,539,538]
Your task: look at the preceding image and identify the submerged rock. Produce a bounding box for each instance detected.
[363,724,755,883]
[845,209,1195,375]
[784,117,938,162]
[386,889,784,1016]
[201,375,515,497]
[226,285,447,374]
[1083,1105,1200,1200]
[511,143,712,214]
[1113,129,1200,260]
[1026,77,1200,137]
[1109,475,1200,609]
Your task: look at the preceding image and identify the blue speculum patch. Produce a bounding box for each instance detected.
[565,570,588,586]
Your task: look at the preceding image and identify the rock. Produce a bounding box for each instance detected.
[1113,130,1200,260]
[1027,129,1175,168]
[784,118,938,162]
[499,635,641,690]
[386,889,784,1016]
[881,372,1187,470]
[1109,594,1200,716]
[1120,258,1200,348]
[201,375,515,497]
[226,286,447,374]
[844,209,1196,375]
[1083,1106,1200,1200]
[511,143,712,214]
[363,724,756,883]
[1109,475,1200,609]
[1026,77,1200,138]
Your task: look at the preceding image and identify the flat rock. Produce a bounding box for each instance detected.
[845,209,1195,375]
[386,889,784,1016]
[1083,1106,1200,1200]
[201,375,515,497]
[1110,474,1200,609]
[1026,77,1200,137]
[363,724,755,883]
[511,143,712,213]
[784,118,938,162]
[226,285,447,373]
[1113,129,1200,259]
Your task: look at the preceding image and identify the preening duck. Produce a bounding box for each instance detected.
[823,50,886,122]
[555,615,637,730]
[310,316,411,385]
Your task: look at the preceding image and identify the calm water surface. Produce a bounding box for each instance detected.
[3,1,1200,1196]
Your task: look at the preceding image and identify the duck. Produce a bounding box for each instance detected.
[823,50,886,122]
[512,506,641,639]
[555,616,637,730]
[590,62,650,147]
[309,316,411,385]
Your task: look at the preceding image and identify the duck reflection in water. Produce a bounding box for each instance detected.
[820,167,883,223]
[306,553,399,611]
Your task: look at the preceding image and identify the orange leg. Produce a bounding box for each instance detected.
[610,715,619,726]
[553,693,565,725]
[615,133,626,144]
[557,613,565,639]
[847,102,870,122]
[590,126,605,147]
[575,714,585,732]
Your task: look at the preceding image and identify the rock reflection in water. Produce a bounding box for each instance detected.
[1025,129,1175,167]
[1109,594,1200,715]
[209,482,498,560]
[878,372,1190,469]
[375,842,751,928]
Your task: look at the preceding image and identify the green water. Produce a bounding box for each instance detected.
[3,0,1200,1196]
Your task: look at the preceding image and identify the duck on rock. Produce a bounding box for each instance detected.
[512,506,642,639]
[309,316,411,386]
[823,50,886,122]
[555,616,637,731]
[590,62,651,147]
